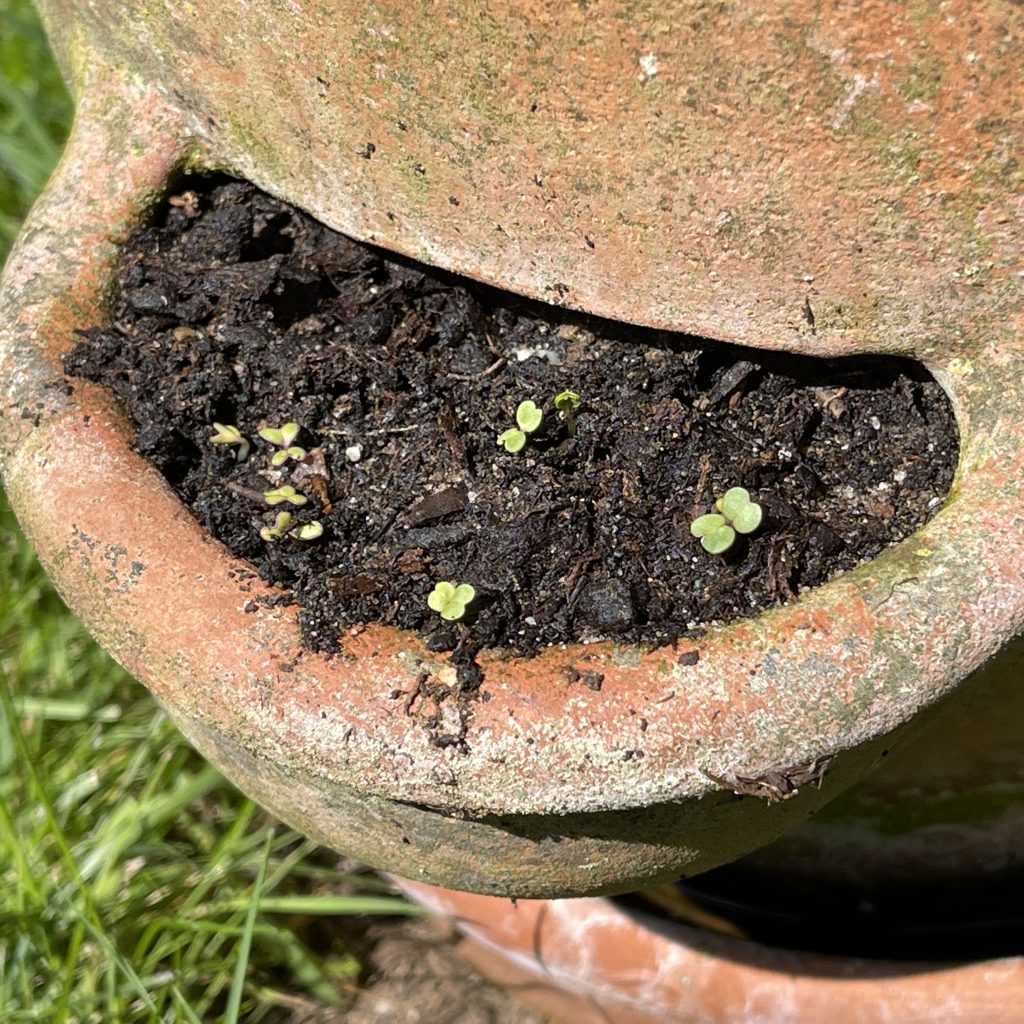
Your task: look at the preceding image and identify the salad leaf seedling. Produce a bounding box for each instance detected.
[259,511,293,541]
[690,487,763,554]
[497,428,527,453]
[554,390,581,436]
[497,400,543,453]
[259,513,324,542]
[209,422,250,461]
[259,422,307,466]
[263,485,308,507]
[427,581,476,621]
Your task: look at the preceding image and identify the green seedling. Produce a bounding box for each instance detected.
[690,487,763,554]
[497,400,543,453]
[263,485,308,507]
[209,422,250,461]
[554,390,582,436]
[259,511,293,541]
[259,513,323,542]
[427,581,476,621]
[259,422,307,466]
[295,521,324,541]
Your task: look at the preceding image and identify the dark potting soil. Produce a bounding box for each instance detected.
[65,178,957,670]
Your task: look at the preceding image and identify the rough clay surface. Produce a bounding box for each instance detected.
[65,178,957,668]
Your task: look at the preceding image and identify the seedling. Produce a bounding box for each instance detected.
[259,511,293,541]
[263,485,308,506]
[209,422,250,461]
[259,422,307,466]
[427,581,476,621]
[259,513,324,542]
[554,390,582,436]
[497,400,543,453]
[690,487,763,554]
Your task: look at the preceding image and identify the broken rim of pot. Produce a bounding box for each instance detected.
[2,0,1023,897]
[396,879,1024,1024]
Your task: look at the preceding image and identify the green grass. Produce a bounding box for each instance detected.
[0,3,416,1021]
[0,0,70,257]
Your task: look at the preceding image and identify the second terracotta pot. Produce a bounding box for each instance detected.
[395,879,1024,1024]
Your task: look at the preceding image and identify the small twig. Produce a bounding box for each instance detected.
[565,553,600,597]
[872,576,920,612]
[693,454,712,505]
[371,507,404,542]
[225,481,271,504]
[438,398,470,473]
[325,424,419,437]
[444,356,506,382]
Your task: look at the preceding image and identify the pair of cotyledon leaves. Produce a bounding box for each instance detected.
[690,487,763,553]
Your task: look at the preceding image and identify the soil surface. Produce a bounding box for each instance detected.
[285,915,545,1024]
[328,916,546,1024]
[66,177,957,672]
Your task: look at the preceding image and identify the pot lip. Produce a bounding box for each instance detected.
[395,877,1024,1022]
[3,70,1024,826]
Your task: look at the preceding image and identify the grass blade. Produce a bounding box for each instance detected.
[220,894,423,917]
[224,829,273,1024]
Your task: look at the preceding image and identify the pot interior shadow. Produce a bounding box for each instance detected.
[615,866,1024,966]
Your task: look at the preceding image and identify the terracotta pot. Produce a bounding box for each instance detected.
[2,1,1023,898]
[395,878,1024,1024]
[735,632,1024,889]
[391,640,1024,1023]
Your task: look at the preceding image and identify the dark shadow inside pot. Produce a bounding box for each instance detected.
[619,867,1024,962]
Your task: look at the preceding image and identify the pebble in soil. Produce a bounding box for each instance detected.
[64,177,959,672]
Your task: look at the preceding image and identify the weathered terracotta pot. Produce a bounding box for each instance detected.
[736,631,1024,889]
[389,641,1024,1022]
[396,878,1024,1024]
[1,0,1022,900]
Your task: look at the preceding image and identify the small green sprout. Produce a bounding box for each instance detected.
[690,487,763,554]
[496,428,526,453]
[497,400,543,453]
[554,390,582,436]
[516,401,543,433]
[295,521,324,541]
[259,422,307,466]
[263,485,307,507]
[427,581,476,621]
[259,511,293,541]
[209,422,250,461]
[258,513,323,542]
